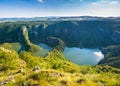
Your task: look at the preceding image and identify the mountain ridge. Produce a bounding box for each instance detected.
[0,16,120,22]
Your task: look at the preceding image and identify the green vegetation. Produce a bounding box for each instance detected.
[19,26,40,54]
[0,43,13,50]
[45,49,80,73]
[45,37,65,52]
[0,20,120,48]
[0,46,120,86]
[0,20,120,85]
[19,51,48,69]
[10,42,22,52]
[99,45,120,68]
[0,47,26,71]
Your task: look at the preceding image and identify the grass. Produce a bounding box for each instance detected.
[0,45,120,86]
[0,67,120,86]
[10,42,22,52]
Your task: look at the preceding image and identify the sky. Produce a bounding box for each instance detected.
[0,0,120,18]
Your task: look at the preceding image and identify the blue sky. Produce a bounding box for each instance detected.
[0,0,120,17]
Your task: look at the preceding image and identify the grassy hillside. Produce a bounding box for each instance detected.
[0,46,120,86]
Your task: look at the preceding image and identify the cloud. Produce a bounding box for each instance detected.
[109,1,119,5]
[91,2,98,6]
[91,0,119,5]
[37,0,44,3]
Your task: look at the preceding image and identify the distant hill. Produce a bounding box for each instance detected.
[0,16,120,22]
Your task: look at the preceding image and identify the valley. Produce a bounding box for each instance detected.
[0,16,120,86]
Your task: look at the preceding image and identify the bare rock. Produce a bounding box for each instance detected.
[33,66,40,72]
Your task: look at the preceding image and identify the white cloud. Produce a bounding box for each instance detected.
[37,0,44,3]
[109,1,119,5]
[91,0,119,5]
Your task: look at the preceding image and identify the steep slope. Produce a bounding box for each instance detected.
[35,21,120,48]
[0,46,26,71]
[18,26,40,54]
[0,19,120,68]
[0,20,120,48]
[99,45,120,68]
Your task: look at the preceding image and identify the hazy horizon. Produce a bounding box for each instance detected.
[0,15,120,18]
[0,0,120,18]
